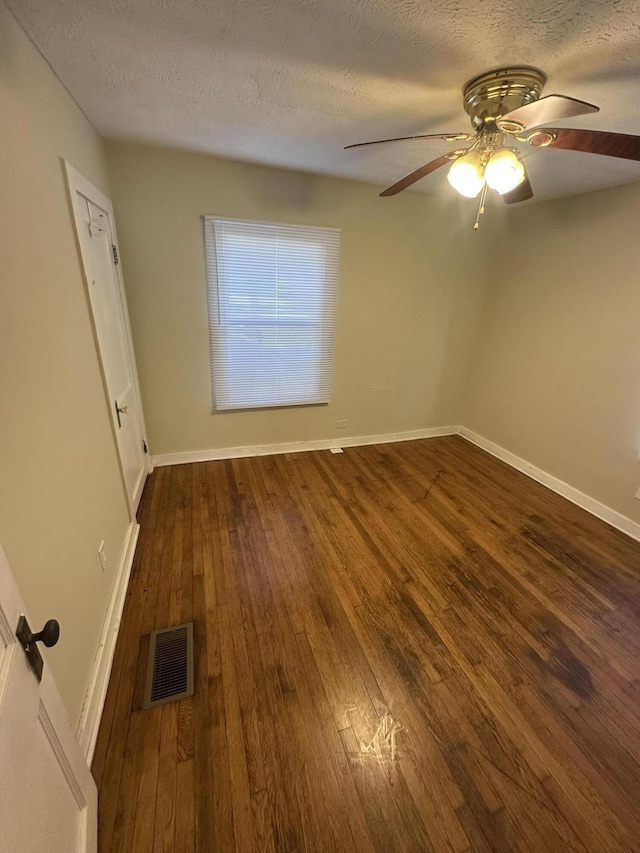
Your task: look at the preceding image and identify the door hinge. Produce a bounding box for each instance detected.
[111,244,119,265]
[143,440,148,454]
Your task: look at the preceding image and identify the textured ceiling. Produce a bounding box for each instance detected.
[7,0,640,200]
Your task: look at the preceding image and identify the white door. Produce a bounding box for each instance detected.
[0,546,97,852]
[66,163,149,515]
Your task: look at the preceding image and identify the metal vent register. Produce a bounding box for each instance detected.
[143,622,194,710]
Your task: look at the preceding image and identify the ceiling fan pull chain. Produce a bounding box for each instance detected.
[473,182,488,231]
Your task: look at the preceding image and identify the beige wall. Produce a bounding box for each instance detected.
[106,141,496,456]
[0,2,131,723]
[464,180,640,525]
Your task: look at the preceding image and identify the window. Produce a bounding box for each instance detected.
[204,217,340,411]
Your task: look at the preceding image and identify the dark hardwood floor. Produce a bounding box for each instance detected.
[93,436,640,852]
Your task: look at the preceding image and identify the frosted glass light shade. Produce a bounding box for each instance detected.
[447,151,485,198]
[484,149,525,194]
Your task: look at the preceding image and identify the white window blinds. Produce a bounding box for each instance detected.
[204,217,340,411]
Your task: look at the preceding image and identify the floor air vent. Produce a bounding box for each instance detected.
[143,622,194,710]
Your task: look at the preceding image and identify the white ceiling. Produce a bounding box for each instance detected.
[8,0,640,201]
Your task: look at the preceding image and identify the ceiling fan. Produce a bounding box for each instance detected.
[345,66,640,228]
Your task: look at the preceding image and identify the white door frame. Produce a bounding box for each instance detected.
[64,161,151,519]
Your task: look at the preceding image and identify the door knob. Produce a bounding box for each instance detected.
[16,615,60,682]
[115,401,128,427]
[29,619,60,648]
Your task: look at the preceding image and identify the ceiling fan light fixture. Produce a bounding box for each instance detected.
[484,149,525,194]
[446,151,485,198]
[363,66,640,207]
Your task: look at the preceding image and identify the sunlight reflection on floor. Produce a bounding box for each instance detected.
[344,704,404,765]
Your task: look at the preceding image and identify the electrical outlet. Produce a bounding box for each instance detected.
[98,541,107,571]
[336,418,348,429]
[635,485,640,501]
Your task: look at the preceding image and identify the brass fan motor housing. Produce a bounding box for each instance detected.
[463,66,547,130]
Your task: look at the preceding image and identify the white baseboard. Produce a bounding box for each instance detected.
[151,425,459,467]
[76,521,140,764]
[459,426,640,543]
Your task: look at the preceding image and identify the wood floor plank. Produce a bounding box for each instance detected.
[153,703,178,853]
[217,603,256,852]
[174,758,195,852]
[95,436,640,852]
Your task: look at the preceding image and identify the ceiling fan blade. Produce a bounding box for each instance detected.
[379,152,458,197]
[503,173,533,204]
[497,94,599,132]
[539,127,640,161]
[345,132,472,150]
